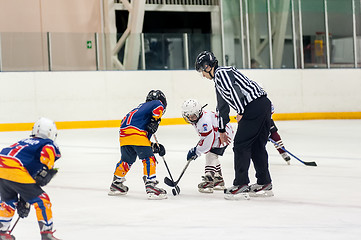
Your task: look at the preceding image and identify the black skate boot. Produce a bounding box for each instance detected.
[145,180,167,200]
[224,185,250,200]
[0,231,15,240]
[108,176,129,196]
[281,152,291,165]
[41,230,60,240]
[198,175,214,193]
[249,183,274,197]
[213,176,226,190]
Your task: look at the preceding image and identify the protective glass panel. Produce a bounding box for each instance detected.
[328,0,354,68]
[0,32,48,71]
[301,0,328,68]
[50,33,97,71]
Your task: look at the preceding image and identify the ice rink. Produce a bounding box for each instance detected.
[0,119,360,240]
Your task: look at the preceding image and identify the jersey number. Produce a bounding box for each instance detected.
[8,144,28,157]
[126,109,138,125]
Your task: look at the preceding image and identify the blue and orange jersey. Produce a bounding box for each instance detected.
[0,138,61,184]
[119,100,165,146]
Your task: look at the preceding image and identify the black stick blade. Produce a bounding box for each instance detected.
[303,161,317,166]
[164,177,175,187]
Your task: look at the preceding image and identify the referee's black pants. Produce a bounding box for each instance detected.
[232,96,272,186]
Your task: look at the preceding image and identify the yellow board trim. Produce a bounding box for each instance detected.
[271,112,361,121]
[0,112,360,132]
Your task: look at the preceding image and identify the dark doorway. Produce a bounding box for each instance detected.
[115,10,212,70]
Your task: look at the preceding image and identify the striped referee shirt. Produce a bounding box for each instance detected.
[213,66,267,131]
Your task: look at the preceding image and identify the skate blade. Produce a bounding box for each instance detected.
[249,190,274,197]
[224,192,250,200]
[147,193,168,200]
[108,189,127,196]
[213,185,226,191]
[198,188,214,193]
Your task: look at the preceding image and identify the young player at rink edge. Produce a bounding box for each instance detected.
[182,99,234,193]
[0,117,61,240]
[108,90,168,200]
[270,120,291,164]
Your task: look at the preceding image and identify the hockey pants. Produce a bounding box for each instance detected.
[114,145,157,182]
[0,179,54,232]
[233,96,272,186]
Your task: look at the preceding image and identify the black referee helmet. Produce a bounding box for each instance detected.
[195,51,218,72]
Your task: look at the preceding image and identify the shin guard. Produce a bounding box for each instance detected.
[270,131,286,154]
[30,193,53,232]
[142,156,157,181]
[0,201,16,231]
[114,160,131,178]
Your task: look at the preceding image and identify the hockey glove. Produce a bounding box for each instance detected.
[151,142,166,157]
[17,198,30,218]
[147,118,161,134]
[34,166,58,187]
[187,147,198,161]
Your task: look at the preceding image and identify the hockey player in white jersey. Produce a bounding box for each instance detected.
[182,99,234,193]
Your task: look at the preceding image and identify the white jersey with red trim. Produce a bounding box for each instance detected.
[192,110,234,157]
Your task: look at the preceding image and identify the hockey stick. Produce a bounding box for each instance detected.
[153,134,180,196]
[9,216,20,234]
[269,138,317,166]
[164,159,191,187]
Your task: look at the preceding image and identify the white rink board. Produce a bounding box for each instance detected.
[0,69,360,123]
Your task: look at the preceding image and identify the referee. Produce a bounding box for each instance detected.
[195,51,273,200]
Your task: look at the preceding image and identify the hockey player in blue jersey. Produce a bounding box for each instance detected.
[108,90,168,200]
[0,117,61,240]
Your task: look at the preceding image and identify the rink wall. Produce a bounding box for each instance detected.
[0,69,361,131]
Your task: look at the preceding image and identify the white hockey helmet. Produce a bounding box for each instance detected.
[31,117,58,141]
[182,99,204,124]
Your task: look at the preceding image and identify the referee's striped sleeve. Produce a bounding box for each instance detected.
[216,89,230,132]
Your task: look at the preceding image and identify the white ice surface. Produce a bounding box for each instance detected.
[0,120,361,240]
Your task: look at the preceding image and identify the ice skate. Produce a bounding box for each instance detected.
[281,152,291,165]
[41,230,60,240]
[198,175,214,193]
[145,180,167,200]
[0,231,15,240]
[224,185,250,200]
[249,183,274,197]
[108,176,129,196]
[213,176,226,190]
